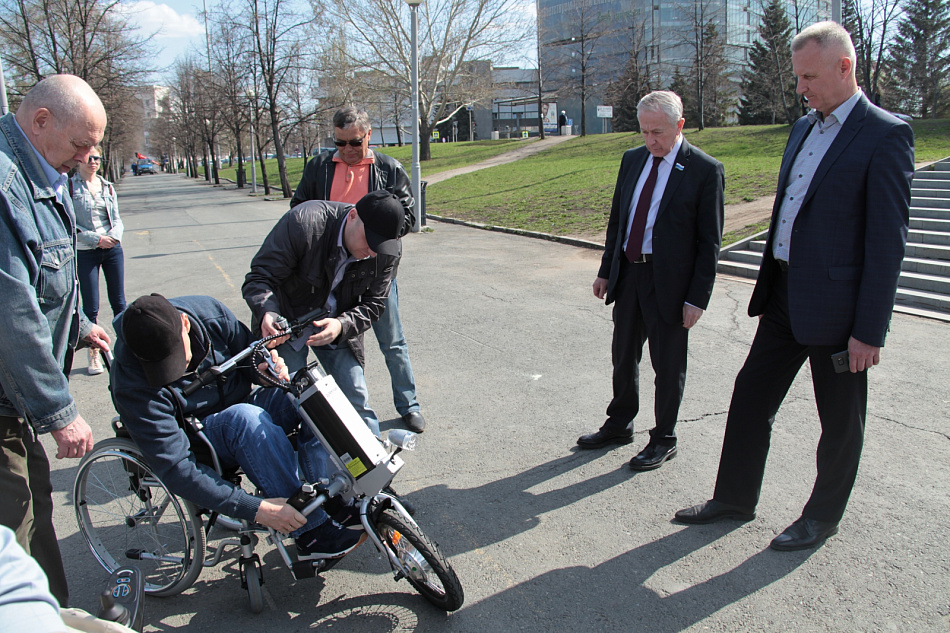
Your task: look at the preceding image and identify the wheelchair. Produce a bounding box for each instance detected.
[73,320,464,614]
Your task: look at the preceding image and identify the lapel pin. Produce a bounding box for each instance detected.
[675,163,685,171]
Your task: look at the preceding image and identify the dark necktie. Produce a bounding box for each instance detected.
[625,155,662,263]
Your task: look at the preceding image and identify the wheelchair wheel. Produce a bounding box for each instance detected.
[74,438,206,597]
[243,559,264,613]
[375,509,464,611]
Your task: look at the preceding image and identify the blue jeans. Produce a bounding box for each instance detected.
[371,280,419,416]
[277,341,380,437]
[200,388,330,535]
[77,245,127,324]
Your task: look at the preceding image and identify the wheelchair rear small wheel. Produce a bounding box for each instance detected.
[74,438,205,597]
[376,509,464,611]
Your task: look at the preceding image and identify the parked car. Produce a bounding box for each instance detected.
[135,158,156,175]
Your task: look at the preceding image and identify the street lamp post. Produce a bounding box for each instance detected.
[0,57,8,115]
[406,0,423,232]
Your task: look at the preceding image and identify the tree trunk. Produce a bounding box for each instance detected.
[257,143,271,196]
[235,135,245,188]
[420,119,432,161]
[267,96,292,198]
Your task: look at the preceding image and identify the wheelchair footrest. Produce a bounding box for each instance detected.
[292,560,318,579]
[291,556,339,580]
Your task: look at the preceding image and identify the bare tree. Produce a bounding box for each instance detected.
[244,0,317,197]
[540,0,615,136]
[0,0,154,177]
[206,5,254,187]
[842,0,902,105]
[166,57,205,179]
[327,0,530,160]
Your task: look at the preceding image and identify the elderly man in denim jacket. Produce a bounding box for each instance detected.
[0,74,110,607]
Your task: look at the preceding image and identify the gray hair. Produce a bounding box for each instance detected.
[792,21,856,66]
[18,74,103,125]
[637,91,683,126]
[333,106,371,133]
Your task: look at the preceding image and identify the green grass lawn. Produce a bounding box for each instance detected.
[210,138,525,186]
[424,125,790,239]
[425,119,950,240]
[209,118,950,241]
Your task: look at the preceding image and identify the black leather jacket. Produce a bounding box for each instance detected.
[290,149,415,237]
[242,201,398,366]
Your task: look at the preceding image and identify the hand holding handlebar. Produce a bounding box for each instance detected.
[261,312,291,349]
[255,498,307,534]
[182,309,328,397]
[259,348,290,382]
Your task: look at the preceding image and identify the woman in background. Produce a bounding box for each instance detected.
[71,147,126,375]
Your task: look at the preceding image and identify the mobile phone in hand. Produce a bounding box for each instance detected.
[831,350,850,373]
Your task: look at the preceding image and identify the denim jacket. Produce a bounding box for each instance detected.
[70,173,123,249]
[0,113,92,432]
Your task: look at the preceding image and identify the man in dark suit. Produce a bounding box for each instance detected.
[577,90,724,471]
[674,22,914,551]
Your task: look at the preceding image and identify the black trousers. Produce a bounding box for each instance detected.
[0,415,69,606]
[713,270,867,523]
[604,259,688,445]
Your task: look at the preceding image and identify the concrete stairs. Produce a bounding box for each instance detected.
[717,157,950,322]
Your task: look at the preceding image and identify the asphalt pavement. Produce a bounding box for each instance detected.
[49,172,950,632]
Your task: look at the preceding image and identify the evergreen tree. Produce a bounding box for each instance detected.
[739,0,797,125]
[666,67,700,128]
[887,0,950,118]
[606,47,654,132]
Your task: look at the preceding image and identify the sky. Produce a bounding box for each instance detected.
[120,0,539,85]
[118,0,209,82]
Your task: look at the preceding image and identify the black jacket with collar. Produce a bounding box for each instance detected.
[242,200,399,366]
[599,138,724,324]
[290,149,415,237]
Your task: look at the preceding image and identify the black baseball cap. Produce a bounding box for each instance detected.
[122,294,187,388]
[355,190,404,256]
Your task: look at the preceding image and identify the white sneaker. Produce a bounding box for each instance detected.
[88,348,104,375]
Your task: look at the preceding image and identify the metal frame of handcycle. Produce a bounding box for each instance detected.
[73,308,463,612]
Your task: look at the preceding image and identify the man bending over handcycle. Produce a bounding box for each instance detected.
[110,293,365,560]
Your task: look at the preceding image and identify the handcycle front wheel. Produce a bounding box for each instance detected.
[73,438,206,597]
[375,509,464,611]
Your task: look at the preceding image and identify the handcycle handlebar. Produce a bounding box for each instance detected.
[181,307,327,397]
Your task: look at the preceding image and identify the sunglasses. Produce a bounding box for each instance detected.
[88,156,102,163]
[333,137,366,147]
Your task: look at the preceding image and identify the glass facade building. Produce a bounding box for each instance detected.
[537,0,831,132]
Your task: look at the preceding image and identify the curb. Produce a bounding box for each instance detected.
[426,214,604,251]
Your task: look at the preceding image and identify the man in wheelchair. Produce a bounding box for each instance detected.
[109,293,365,561]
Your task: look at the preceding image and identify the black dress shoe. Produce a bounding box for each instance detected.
[402,411,426,433]
[770,517,839,551]
[674,499,756,524]
[576,428,633,449]
[628,443,677,471]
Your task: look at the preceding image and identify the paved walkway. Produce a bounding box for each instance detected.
[423,134,574,186]
[50,173,949,632]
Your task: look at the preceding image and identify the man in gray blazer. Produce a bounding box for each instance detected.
[577,91,724,471]
[675,22,914,551]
